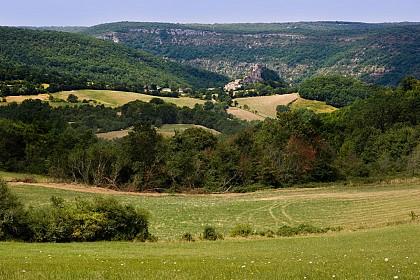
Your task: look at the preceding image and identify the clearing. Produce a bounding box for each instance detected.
[0,90,205,108]
[233,93,298,119]
[52,90,205,108]
[96,124,220,140]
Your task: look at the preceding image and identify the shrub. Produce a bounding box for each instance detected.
[409,211,418,221]
[202,225,222,241]
[27,195,151,242]
[276,224,342,237]
[277,225,299,237]
[256,229,275,238]
[181,232,195,242]
[0,180,31,241]
[230,224,253,237]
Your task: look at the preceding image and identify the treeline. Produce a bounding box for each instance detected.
[0,26,229,97]
[0,78,419,192]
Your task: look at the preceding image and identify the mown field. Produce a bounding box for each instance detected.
[231,93,337,120]
[96,124,221,139]
[6,177,420,240]
[233,93,299,119]
[2,176,420,279]
[289,97,338,114]
[0,90,205,108]
[1,223,419,279]
[52,90,205,108]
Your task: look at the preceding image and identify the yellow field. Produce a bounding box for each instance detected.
[227,107,265,121]
[234,93,298,119]
[290,97,337,113]
[1,94,50,103]
[96,124,220,140]
[53,90,205,108]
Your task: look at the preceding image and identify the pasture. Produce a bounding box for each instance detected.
[227,107,265,121]
[96,124,220,139]
[0,218,419,279]
[0,90,205,108]
[290,97,337,113]
[2,176,420,279]
[231,93,338,120]
[7,178,420,240]
[52,90,205,108]
[233,93,298,119]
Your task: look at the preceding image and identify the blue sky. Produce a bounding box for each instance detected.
[1,0,419,26]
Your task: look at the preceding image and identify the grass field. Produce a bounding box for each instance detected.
[52,90,205,108]
[232,93,338,120]
[7,178,420,240]
[2,177,420,279]
[0,90,205,108]
[227,107,265,121]
[290,97,338,113]
[234,93,298,119]
[96,124,220,139]
[0,223,418,279]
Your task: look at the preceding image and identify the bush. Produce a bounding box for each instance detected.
[276,225,299,237]
[230,224,253,237]
[181,232,195,242]
[202,225,222,241]
[32,196,151,242]
[276,224,342,237]
[0,180,31,241]
[256,229,275,238]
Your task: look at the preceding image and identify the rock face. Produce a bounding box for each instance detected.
[224,64,270,91]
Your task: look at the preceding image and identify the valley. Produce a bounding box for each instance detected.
[81,22,420,85]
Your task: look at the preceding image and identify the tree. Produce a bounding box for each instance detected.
[67,93,79,103]
[123,123,166,191]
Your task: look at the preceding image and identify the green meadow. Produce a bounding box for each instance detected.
[0,224,419,279]
[8,179,420,239]
[2,177,420,279]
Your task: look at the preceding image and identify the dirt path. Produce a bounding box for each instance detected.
[7,180,420,200]
[7,181,246,198]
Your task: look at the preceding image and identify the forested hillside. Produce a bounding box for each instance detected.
[81,21,420,85]
[1,78,419,192]
[0,27,229,96]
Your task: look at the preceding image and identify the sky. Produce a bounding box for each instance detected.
[1,0,419,27]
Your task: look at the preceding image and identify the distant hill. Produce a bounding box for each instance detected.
[0,26,229,94]
[80,21,420,85]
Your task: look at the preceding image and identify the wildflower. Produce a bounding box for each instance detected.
[384,258,389,262]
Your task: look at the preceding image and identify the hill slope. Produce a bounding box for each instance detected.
[0,27,228,92]
[81,21,420,85]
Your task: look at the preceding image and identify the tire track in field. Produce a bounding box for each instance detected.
[235,201,298,227]
[280,203,297,226]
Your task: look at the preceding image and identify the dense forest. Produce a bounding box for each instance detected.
[1,77,419,192]
[0,26,229,96]
[299,75,382,107]
[79,21,420,85]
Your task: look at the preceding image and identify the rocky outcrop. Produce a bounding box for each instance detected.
[224,64,272,91]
